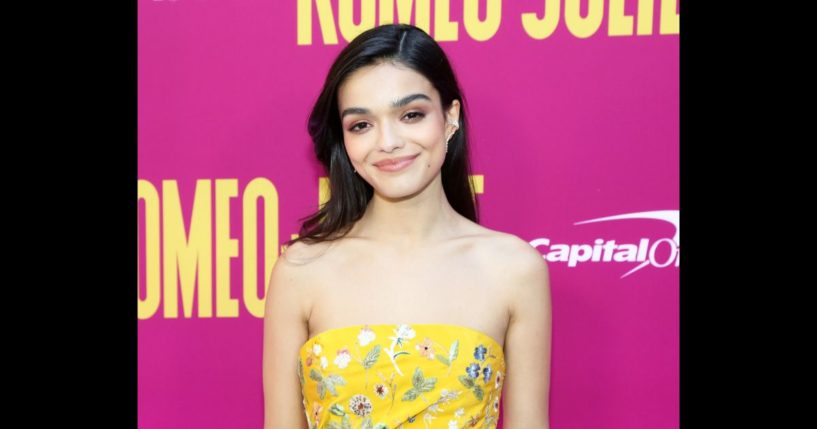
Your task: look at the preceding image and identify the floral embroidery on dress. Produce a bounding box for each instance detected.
[299,323,506,429]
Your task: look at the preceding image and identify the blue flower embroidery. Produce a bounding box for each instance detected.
[473,344,487,361]
[466,362,481,378]
[482,364,493,383]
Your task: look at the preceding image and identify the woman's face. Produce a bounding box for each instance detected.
[337,62,460,199]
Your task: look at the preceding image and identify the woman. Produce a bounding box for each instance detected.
[263,23,552,428]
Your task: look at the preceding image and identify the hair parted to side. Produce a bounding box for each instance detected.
[285,23,479,247]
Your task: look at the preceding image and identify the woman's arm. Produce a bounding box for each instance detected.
[501,237,553,427]
[262,245,311,429]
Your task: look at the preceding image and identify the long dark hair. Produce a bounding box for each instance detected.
[286,23,479,247]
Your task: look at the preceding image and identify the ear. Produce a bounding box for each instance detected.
[445,99,461,137]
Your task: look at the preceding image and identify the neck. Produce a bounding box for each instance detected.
[350,175,460,249]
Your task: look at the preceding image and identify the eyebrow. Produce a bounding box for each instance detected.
[340,93,432,120]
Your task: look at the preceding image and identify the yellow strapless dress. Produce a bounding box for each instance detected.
[298,323,505,429]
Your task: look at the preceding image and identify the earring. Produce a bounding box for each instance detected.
[446,121,458,154]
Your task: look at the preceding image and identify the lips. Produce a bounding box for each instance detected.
[373,153,420,167]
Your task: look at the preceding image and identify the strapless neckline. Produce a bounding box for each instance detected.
[299,323,505,358]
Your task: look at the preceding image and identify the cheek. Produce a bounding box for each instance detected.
[343,140,365,162]
[412,123,445,148]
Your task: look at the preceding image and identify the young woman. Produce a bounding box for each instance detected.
[263,23,552,428]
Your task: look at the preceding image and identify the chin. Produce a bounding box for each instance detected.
[375,176,437,201]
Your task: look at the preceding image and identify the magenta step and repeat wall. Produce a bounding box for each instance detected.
[138,1,679,428]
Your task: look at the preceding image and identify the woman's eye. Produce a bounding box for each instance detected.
[405,111,425,121]
[349,122,368,132]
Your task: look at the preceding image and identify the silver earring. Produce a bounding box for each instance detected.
[446,121,457,154]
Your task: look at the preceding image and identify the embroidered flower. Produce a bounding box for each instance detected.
[465,363,481,378]
[348,394,373,417]
[473,344,487,361]
[334,347,351,369]
[394,324,416,342]
[305,343,323,367]
[358,325,376,346]
[482,364,493,383]
[495,370,503,389]
[319,355,328,369]
[455,407,465,417]
[416,337,436,359]
[373,382,389,399]
[493,395,500,413]
[448,419,459,429]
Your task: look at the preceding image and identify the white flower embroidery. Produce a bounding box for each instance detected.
[384,324,417,376]
[320,356,328,369]
[455,407,465,417]
[448,420,459,429]
[312,343,322,356]
[358,325,376,346]
[394,324,416,341]
[334,348,351,368]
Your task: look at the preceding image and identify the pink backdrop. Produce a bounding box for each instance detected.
[138,1,679,427]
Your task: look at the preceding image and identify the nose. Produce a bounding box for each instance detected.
[377,121,404,153]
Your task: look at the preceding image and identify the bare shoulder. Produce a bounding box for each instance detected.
[279,239,336,267]
[476,230,549,277]
[268,239,335,319]
[473,230,551,313]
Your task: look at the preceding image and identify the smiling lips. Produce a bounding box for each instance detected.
[373,153,420,171]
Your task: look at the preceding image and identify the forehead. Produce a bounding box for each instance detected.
[338,62,438,110]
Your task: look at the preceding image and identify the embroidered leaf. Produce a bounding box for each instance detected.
[341,414,352,429]
[327,422,341,429]
[297,358,305,386]
[449,339,459,362]
[360,416,373,429]
[418,377,437,392]
[472,384,484,401]
[318,382,326,400]
[326,374,347,387]
[411,367,425,388]
[362,344,381,369]
[393,351,410,358]
[329,403,345,416]
[309,368,323,382]
[326,380,339,397]
[436,354,451,366]
[401,388,419,401]
[458,375,475,388]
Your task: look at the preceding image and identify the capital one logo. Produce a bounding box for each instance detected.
[530,210,679,279]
